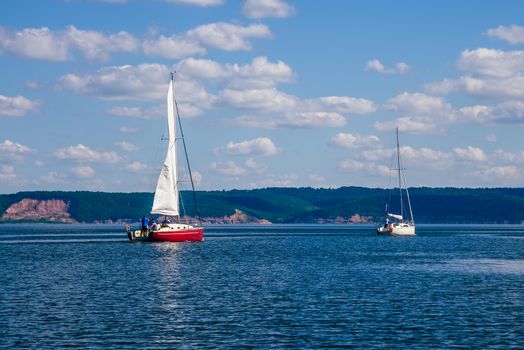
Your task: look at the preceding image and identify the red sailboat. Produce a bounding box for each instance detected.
[126,73,204,242]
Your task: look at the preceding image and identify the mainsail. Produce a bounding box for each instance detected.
[388,213,403,220]
[151,79,179,216]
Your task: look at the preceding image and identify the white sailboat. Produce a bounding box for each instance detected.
[377,128,416,236]
[126,73,204,242]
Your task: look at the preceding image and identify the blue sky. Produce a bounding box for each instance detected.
[1,0,524,193]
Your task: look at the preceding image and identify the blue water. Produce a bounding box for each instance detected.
[1,224,523,349]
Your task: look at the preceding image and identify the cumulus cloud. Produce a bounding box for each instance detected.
[58,63,217,109]
[164,0,224,6]
[210,161,246,176]
[187,22,271,51]
[0,25,138,61]
[115,141,139,152]
[119,126,139,133]
[474,165,524,184]
[176,57,232,80]
[242,0,295,19]
[374,116,439,134]
[456,48,524,78]
[0,139,35,161]
[0,165,17,182]
[338,159,390,177]
[108,105,164,119]
[426,48,524,100]
[0,95,40,117]
[375,92,456,133]
[143,35,205,59]
[0,22,270,62]
[70,165,95,178]
[235,111,346,129]
[126,161,148,172]
[215,137,278,156]
[319,96,376,114]
[366,59,410,74]
[384,92,454,117]
[54,144,121,163]
[228,56,295,89]
[220,87,298,112]
[485,25,524,45]
[329,133,380,149]
[453,146,487,162]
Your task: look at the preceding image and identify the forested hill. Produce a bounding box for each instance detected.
[1,187,524,224]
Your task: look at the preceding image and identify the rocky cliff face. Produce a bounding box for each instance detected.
[1,198,77,223]
[196,209,272,224]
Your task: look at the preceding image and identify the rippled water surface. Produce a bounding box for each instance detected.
[1,224,523,349]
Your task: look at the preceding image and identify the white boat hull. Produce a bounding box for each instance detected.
[389,224,415,236]
[376,223,416,236]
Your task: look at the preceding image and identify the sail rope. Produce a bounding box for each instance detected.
[172,73,203,226]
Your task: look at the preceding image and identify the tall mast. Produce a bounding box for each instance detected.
[172,72,203,226]
[396,127,403,219]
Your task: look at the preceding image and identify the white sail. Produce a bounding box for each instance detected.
[388,213,403,220]
[151,80,179,216]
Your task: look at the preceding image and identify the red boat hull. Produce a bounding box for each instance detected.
[149,227,204,242]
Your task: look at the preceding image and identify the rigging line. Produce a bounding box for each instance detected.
[172,73,203,226]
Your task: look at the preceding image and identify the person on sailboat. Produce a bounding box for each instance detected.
[151,218,158,231]
[141,215,149,234]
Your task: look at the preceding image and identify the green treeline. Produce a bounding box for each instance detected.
[1,187,524,223]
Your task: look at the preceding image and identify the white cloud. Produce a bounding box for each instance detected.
[115,141,139,152]
[308,174,325,183]
[1,22,272,62]
[143,35,205,59]
[242,0,295,19]
[456,48,524,78]
[59,64,216,110]
[0,25,138,61]
[54,144,121,163]
[338,159,390,176]
[374,116,439,134]
[120,126,139,133]
[108,105,164,119]
[187,22,271,51]
[329,133,380,149]
[474,166,524,184]
[220,87,298,111]
[176,57,232,80]
[0,139,35,161]
[361,146,452,167]
[58,63,168,100]
[492,149,524,163]
[0,26,69,61]
[215,137,279,156]
[126,161,148,172]
[0,95,40,117]
[210,161,246,176]
[485,25,524,45]
[244,157,267,173]
[229,56,295,89]
[384,92,454,117]
[0,165,17,182]
[236,111,346,129]
[70,165,95,178]
[366,59,410,74]
[164,0,224,6]
[453,146,487,162]
[319,96,377,114]
[65,25,139,61]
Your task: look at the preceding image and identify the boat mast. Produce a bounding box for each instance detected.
[396,127,403,220]
[172,72,203,226]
